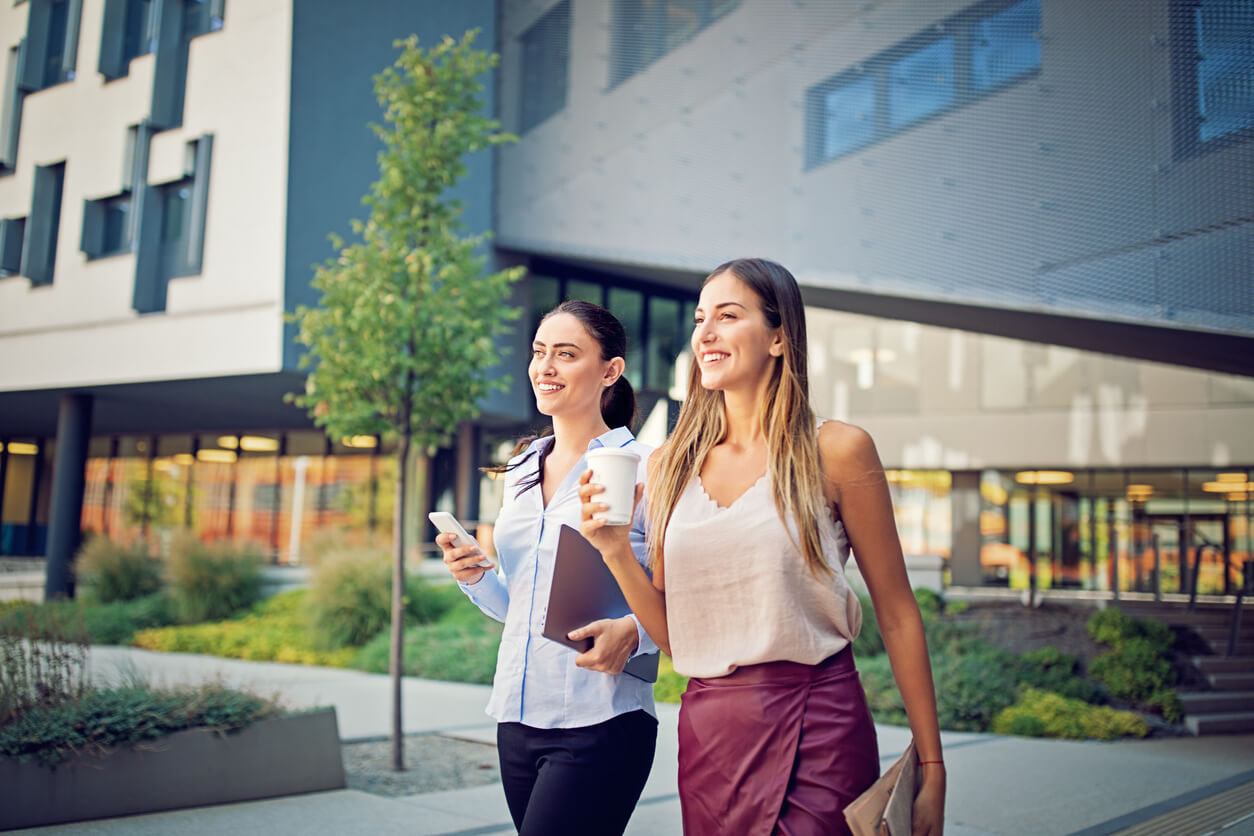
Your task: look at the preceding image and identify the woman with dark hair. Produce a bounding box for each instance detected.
[436,300,657,836]
[580,259,946,835]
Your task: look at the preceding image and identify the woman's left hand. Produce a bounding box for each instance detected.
[568,616,640,674]
[912,764,946,835]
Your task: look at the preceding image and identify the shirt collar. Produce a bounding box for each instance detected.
[523,426,634,458]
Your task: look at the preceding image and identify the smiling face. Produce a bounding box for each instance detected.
[691,271,784,393]
[530,312,621,418]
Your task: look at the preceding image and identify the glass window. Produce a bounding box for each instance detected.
[611,0,741,87]
[1195,0,1254,143]
[162,184,189,242]
[646,296,682,391]
[101,196,131,256]
[529,275,560,333]
[823,75,877,159]
[972,0,1041,92]
[122,0,154,62]
[518,1,570,134]
[565,279,603,304]
[889,37,955,129]
[43,0,70,87]
[608,287,645,388]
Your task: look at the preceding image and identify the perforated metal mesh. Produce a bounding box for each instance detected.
[499,0,1254,338]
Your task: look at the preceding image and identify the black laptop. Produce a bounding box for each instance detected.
[542,525,660,683]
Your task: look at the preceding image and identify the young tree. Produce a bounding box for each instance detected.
[290,30,523,771]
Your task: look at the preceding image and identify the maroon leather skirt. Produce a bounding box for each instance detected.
[677,647,880,836]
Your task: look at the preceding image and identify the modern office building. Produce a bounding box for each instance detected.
[1,0,1251,604]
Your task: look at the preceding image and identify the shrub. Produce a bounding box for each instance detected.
[858,652,908,726]
[932,642,1021,732]
[1088,637,1177,703]
[1087,608,1174,655]
[1146,688,1184,724]
[0,682,281,768]
[133,590,356,668]
[992,688,1149,740]
[74,536,161,604]
[80,594,176,645]
[354,600,503,684]
[165,535,263,624]
[852,594,885,659]
[653,655,688,704]
[0,607,89,724]
[306,549,455,649]
[1017,647,1108,705]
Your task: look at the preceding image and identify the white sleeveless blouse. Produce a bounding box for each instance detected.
[663,464,863,679]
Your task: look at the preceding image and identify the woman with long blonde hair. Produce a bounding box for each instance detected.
[580,258,945,835]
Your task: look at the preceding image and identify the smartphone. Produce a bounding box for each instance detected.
[428,511,492,568]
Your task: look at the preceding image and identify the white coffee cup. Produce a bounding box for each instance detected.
[585,448,640,526]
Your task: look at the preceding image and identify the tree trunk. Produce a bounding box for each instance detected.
[390,430,410,772]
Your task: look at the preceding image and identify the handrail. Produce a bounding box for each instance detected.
[1228,561,1254,657]
[1188,543,1224,612]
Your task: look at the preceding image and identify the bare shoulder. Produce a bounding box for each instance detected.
[817,419,883,481]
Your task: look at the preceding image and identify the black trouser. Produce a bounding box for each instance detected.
[497,709,657,836]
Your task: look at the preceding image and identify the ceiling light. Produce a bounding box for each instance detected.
[1015,470,1074,485]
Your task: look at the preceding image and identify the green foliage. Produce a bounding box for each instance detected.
[1088,637,1177,703]
[1146,688,1184,724]
[354,596,503,684]
[0,595,175,647]
[133,590,357,668]
[1086,608,1174,655]
[1017,647,1108,705]
[857,652,908,726]
[0,683,281,768]
[992,688,1149,740]
[852,594,885,659]
[0,606,88,724]
[307,549,456,649]
[653,655,688,704]
[289,29,525,451]
[931,641,1022,732]
[164,535,263,624]
[74,536,161,604]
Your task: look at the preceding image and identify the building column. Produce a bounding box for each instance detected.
[949,470,983,587]
[454,422,481,523]
[44,393,94,600]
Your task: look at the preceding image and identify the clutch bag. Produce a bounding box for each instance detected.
[843,740,917,836]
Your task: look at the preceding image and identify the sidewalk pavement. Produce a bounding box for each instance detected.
[12,646,1254,836]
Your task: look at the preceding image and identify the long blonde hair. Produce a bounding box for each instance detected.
[646,258,832,577]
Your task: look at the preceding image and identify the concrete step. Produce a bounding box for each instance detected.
[1208,672,1254,691]
[1193,656,1254,674]
[1179,690,1254,715]
[1194,623,1254,642]
[1205,639,1254,656]
[1186,711,1254,735]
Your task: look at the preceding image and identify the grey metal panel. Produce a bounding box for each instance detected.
[21,162,64,286]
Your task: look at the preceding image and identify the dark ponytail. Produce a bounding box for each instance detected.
[482,299,637,496]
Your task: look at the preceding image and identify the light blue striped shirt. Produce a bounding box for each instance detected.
[459,426,658,728]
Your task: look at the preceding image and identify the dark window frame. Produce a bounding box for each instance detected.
[805,0,1041,170]
[1170,0,1254,160]
[609,0,741,89]
[21,160,65,285]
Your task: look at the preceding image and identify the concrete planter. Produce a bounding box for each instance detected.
[1,707,345,831]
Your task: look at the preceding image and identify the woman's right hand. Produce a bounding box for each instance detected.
[578,470,640,561]
[436,533,494,584]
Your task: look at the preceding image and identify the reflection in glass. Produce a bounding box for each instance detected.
[889,37,955,129]
[823,75,877,159]
[647,297,682,391]
[1196,0,1254,143]
[565,279,602,304]
[972,0,1040,92]
[609,287,645,389]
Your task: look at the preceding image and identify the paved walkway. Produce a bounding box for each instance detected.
[12,646,1254,835]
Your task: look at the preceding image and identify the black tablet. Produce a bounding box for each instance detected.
[541,524,660,683]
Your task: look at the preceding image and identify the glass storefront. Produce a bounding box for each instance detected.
[977,467,1252,596]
